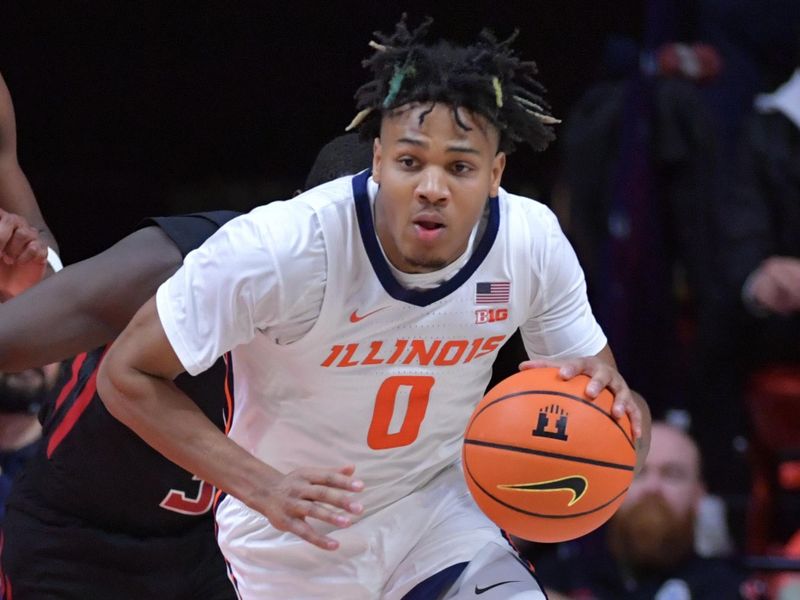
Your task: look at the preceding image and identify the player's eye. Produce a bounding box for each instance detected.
[451,162,473,175]
[398,156,418,169]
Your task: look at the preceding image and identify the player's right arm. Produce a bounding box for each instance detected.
[97,296,364,551]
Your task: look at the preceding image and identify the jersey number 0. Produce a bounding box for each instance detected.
[367,376,434,450]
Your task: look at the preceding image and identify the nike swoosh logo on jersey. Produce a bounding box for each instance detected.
[349,307,388,323]
[474,580,520,594]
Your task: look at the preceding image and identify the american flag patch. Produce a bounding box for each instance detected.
[475,281,510,304]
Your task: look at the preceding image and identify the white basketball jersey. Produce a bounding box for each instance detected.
[157,171,606,598]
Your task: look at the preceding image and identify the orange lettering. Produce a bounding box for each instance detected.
[363,341,385,365]
[473,335,507,360]
[338,343,360,367]
[434,340,468,366]
[464,338,485,363]
[387,339,408,364]
[321,345,344,367]
[403,339,441,365]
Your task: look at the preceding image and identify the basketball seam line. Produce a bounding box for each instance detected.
[463,438,635,471]
[468,389,636,450]
[465,456,630,519]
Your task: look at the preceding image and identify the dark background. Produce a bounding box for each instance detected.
[0,1,642,263]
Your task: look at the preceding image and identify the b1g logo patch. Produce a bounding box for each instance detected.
[475,308,508,324]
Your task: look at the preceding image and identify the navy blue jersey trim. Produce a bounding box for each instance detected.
[352,170,500,307]
[401,562,468,600]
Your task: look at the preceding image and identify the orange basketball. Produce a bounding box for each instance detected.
[462,367,636,543]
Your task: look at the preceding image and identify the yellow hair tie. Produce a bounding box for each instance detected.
[492,77,503,107]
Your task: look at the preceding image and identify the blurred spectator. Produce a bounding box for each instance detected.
[556,33,720,420]
[677,0,800,500]
[717,63,800,366]
[534,421,745,599]
[0,363,61,522]
[711,59,800,562]
[769,529,800,599]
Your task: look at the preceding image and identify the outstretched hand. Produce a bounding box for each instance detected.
[0,209,47,300]
[254,464,364,551]
[519,356,644,441]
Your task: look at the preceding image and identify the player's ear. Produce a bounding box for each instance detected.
[372,138,382,184]
[489,152,506,196]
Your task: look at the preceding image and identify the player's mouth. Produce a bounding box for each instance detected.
[412,214,446,243]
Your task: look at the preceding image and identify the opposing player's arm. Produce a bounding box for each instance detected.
[0,73,58,252]
[0,225,182,372]
[98,295,364,551]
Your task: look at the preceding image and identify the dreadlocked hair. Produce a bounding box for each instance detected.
[347,15,559,154]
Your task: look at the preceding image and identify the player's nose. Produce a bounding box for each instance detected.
[414,167,449,205]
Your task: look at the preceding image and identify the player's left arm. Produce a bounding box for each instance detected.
[518,207,651,470]
[521,345,651,473]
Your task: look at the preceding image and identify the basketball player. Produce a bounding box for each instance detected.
[99,17,651,599]
[0,134,372,598]
[0,211,239,599]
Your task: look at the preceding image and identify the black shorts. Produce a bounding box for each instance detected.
[1,507,235,600]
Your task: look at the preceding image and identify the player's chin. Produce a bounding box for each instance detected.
[404,252,449,273]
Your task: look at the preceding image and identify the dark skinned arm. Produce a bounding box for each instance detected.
[0,72,58,252]
[0,225,181,371]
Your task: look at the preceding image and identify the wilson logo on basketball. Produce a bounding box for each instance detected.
[532,405,569,441]
[497,476,588,507]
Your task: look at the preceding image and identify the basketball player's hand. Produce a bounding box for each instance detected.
[519,356,644,440]
[257,464,364,551]
[0,209,47,301]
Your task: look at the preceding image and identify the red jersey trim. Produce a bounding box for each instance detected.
[52,352,88,412]
[47,348,109,458]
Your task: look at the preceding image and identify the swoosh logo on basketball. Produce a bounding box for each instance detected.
[497,475,588,507]
[475,581,520,595]
[349,307,388,323]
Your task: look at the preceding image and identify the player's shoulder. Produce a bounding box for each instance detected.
[298,173,357,200]
[246,173,356,225]
[217,175,358,263]
[498,188,561,238]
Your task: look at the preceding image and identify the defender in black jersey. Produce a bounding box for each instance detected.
[0,133,373,598]
[0,212,239,599]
